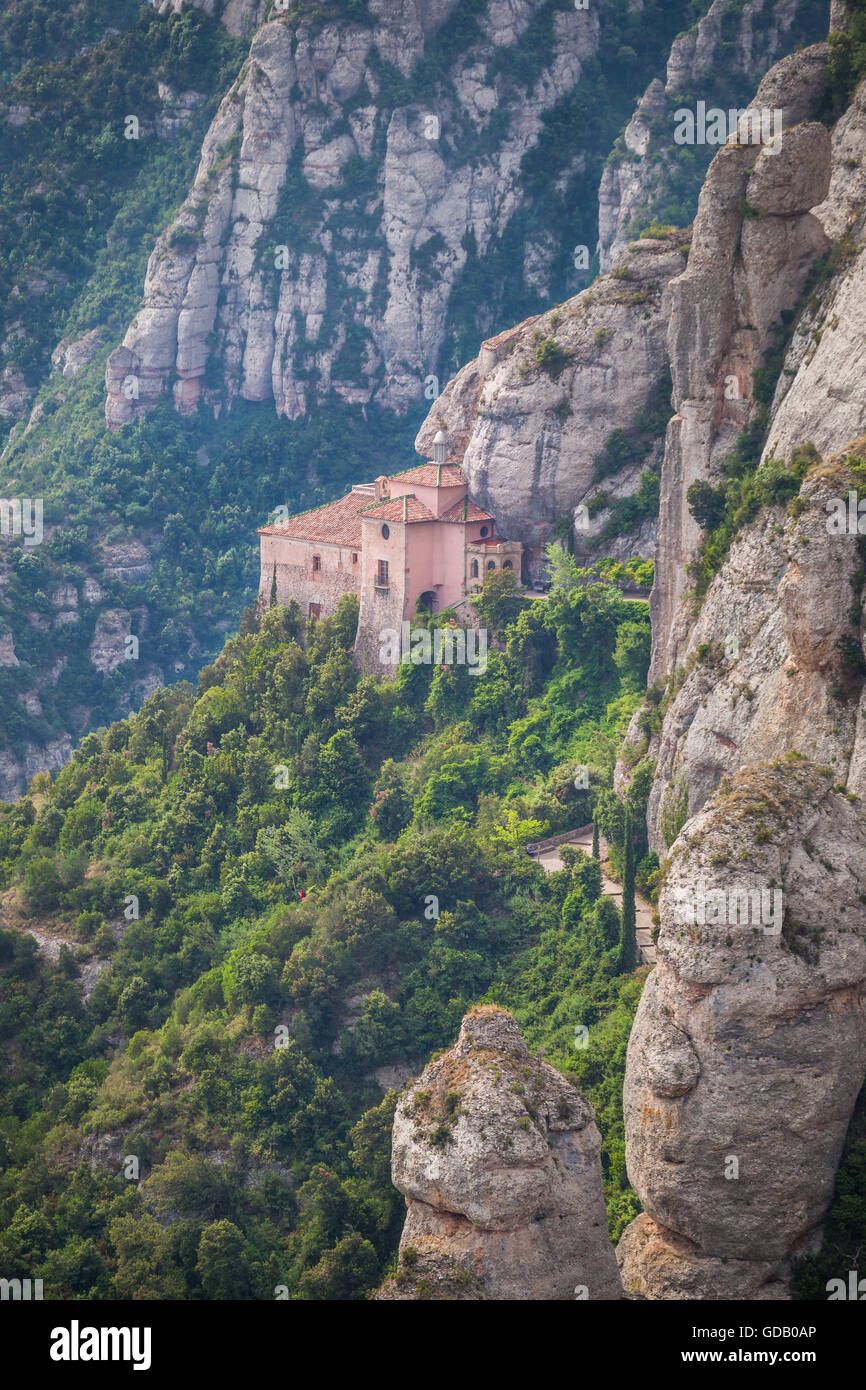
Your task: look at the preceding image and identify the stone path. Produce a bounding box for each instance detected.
[531,825,657,966]
[0,890,109,1002]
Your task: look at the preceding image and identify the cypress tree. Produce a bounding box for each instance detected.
[591,811,600,859]
[618,804,637,973]
[269,561,278,608]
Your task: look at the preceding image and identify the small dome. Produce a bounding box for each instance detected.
[432,429,447,464]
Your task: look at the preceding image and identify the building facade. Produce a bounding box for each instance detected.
[258,432,522,672]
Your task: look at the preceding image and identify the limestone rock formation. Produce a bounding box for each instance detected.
[614,14,866,1299]
[88,610,133,674]
[155,0,270,38]
[598,0,827,272]
[649,60,831,685]
[414,230,689,568]
[107,2,601,428]
[619,759,866,1300]
[379,1005,622,1300]
[0,736,74,803]
[761,81,866,465]
[637,459,866,854]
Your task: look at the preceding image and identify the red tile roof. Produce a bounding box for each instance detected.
[390,463,466,487]
[258,492,366,547]
[259,473,484,545]
[361,495,437,524]
[441,497,495,524]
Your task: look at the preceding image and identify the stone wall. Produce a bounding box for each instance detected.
[258,533,360,620]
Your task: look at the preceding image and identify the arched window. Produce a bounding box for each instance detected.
[503,560,513,570]
[470,559,478,578]
[487,560,496,571]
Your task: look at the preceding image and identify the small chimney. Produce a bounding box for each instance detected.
[375,474,390,501]
[433,429,447,465]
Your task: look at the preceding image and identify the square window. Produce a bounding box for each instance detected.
[376,559,389,587]
[352,552,358,564]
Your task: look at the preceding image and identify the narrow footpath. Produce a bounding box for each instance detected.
[0,888,109,1001]
[531,824,657,966]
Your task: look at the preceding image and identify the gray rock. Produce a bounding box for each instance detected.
[619,760,866,1299]
[382,1005,622,1301]
[108,3,603,426]
[415,232,689,556]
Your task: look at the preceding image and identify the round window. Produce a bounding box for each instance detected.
[381,524,390,539]
[480,525,489,537]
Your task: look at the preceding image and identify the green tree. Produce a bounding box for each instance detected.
[613,619,651,686]
[686,479,727,532]
[473,567,524,631]
[297,1231,380,1301]
[370,759,413,840]
[196,1220,251,1299]
[490,806,545,857]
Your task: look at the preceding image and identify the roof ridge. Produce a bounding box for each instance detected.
[261,488,360,527]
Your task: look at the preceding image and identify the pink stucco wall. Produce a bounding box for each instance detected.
[389,479,466,518]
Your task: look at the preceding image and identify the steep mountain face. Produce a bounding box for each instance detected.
[415,229,689,569]
[615,6,866,1298]
[621,39,865,844]
[599,0,829,271]
[639,462,866,856]
[648,44,832,686]
[105,0,604,427]
[378,1006,622,1300]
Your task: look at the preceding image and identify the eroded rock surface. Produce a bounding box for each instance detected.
[650,84,832,684]
[107,3,601,427]
[415,231,689,565]
[619,759,866,1299]
[598,0,827,272]
[380,1005,622,1300]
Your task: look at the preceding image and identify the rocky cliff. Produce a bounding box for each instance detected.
[619,758,866,1300]
[598,0,829,273]
[621,45,866,841]
[378,1005,622,1300]
[414,228,689,567]
[615,8,866,1298]
[648,44,832,686]
[156,0,270,39]
[106,0,604,428]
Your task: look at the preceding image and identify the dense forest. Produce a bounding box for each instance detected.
[0,558,656,1298]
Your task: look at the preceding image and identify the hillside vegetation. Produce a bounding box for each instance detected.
[0,566,654,1298]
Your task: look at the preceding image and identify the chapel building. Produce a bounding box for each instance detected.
[257,432,522,672]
